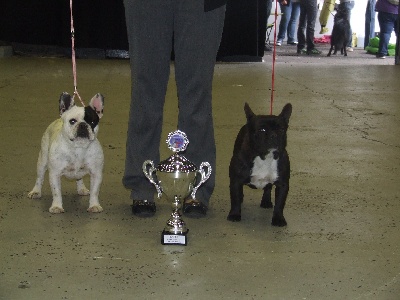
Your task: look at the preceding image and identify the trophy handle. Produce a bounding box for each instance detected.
[190,162,212,200]
[142,160,163,198]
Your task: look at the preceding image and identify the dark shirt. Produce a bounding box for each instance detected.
[375,0,399,14]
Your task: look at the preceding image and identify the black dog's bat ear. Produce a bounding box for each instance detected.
[244,102,255,121]
[279,103,292,125]
[59,92,75,116]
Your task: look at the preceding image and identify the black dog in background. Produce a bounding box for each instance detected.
[327,6,351,57]
[227,103,292,227]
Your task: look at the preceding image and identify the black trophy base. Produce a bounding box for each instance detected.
[161,229,189,246]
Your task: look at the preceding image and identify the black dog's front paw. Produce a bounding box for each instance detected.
[227,211,242,222]
[271,214,287,227]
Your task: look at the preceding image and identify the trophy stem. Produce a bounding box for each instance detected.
[162,196,188,245]
[165,196,187,234]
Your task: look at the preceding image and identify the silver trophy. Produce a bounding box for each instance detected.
[143,130,212,245]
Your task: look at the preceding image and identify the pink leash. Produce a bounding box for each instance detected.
[70,0,85,106]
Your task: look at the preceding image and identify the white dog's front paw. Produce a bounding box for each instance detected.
[49,206,65,214]
[28,190,41,199]
[87,205,103,213]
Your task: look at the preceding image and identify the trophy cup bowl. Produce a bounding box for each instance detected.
[142,131,211,246]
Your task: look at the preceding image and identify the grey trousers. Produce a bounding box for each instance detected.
[122,0,226,205]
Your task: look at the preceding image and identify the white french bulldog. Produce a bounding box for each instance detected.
[28,92,105,213]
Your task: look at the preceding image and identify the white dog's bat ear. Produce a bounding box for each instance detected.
[89,93,105,119]
[59,92,75,116]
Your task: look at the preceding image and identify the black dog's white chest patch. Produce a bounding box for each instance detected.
[249,151,279,189]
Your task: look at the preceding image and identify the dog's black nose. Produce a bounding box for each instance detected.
[77,122,89,138]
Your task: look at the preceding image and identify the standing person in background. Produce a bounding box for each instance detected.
[365,0,377,48]
[375,0,398,58]
[265,0,273,51]
[297,0,321,55]
[319,0,336,34]
[276,0,301,46]
[339,0,355,51]
[122,0,226,216]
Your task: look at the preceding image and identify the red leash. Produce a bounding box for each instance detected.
[69,0,85,106]
[269,0,280,115]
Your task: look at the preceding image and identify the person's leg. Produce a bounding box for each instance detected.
[339,1,355,48]
[123,0,173,201]
[287,2,300,43]
[277,3,291,43]
[266,0,272,20]
[174,0,226,206]
[305,0,318,52]
[370,0,376,38]
[364,0,376,48]
[346,1,355,47]
[265,0,273,50]
[297,2,307,52]
[377,12,397,57]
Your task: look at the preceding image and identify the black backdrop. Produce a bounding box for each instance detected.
[0,0,267,61]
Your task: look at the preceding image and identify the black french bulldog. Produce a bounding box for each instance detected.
[227,103,292,226]
[327,5,351,57]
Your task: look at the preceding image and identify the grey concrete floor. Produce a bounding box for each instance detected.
[1,45,399,300]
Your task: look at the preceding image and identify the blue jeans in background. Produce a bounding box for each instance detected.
[277,1,300,43]
[377,11,398,56]
[364,0,376,48]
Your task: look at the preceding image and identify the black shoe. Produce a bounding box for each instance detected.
[132,200,156,217]
[264,44,272,52]
[183,199,207,217]
[307,48,322,55]
[297,48,306,55]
